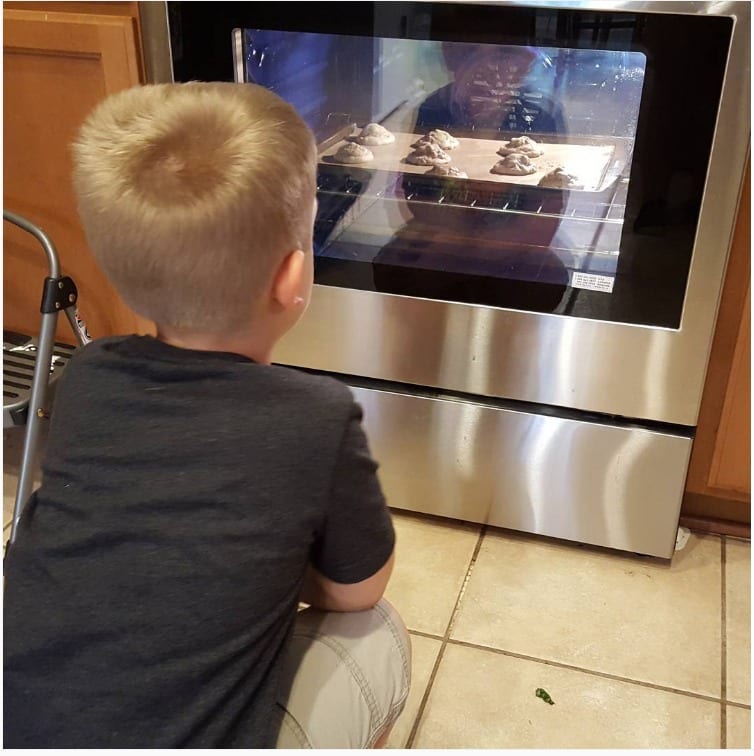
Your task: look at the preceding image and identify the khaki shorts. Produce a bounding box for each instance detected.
[274,599,411,748]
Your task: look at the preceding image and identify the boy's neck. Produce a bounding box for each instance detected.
[155,324,275,364]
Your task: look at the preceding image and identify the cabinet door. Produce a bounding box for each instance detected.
[708,285,750,494]
[4,9,153,342]
[683,164,750,526]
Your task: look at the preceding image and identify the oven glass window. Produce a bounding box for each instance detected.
[243,32,644,315]
[185,3,733,328]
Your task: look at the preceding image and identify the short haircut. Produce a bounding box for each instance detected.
[72,82,317,333]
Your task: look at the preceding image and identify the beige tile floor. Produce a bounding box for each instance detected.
[4,428,751,748]
[382,511,750,749]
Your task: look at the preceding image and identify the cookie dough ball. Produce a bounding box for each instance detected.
[497,135,544,158]
[491,153,537,176]
[406,143,451,166]
[426,165,468,178]
[334,142,374,164]
[412,129,460,151]
[354,122,395,146]
[538,167,584,189]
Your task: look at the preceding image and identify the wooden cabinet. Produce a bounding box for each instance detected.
[3,4,153,343]
[682,165,751,532]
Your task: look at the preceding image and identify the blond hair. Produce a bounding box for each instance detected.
[72,82,316,332]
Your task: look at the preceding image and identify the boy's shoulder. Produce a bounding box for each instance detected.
[66,335,355,410]
[264,362,355,409]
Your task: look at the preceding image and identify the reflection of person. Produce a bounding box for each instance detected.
[416,42,567,135]
[4,83,409,749]
[372,42,571,312]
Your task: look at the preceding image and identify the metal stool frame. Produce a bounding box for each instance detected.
[4,210,90,544]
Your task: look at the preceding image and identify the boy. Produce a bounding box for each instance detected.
[4,82,410,748]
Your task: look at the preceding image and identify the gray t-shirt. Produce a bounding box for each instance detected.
[3,335,395,748]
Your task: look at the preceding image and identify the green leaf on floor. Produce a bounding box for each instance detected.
[535,687,555,705]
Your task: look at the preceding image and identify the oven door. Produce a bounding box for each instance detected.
[160,1,749,427]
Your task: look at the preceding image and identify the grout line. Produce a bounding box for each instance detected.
[725,701,751,711]
[443,525,487,639]
[404,639,449,749]
[444,637,727,707]
[404,525,487,749]
[408,627,754,710]
[721,536,728,749]
[408,629,444,642]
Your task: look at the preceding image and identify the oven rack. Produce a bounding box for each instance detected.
[402,189,628,224]
[316,176,628,226]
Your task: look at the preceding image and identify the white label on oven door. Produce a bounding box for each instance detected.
[571,272,615,293]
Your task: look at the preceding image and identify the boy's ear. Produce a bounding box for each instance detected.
[270,249,306,310]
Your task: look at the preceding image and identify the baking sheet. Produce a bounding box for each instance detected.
[319,130,616,193]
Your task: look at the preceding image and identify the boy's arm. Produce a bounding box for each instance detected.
[300,551,394,613]
[305,397,396,612]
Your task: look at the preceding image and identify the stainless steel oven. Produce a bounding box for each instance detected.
[142,1,749,557]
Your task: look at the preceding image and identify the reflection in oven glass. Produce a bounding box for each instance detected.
[242,30,645,311]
